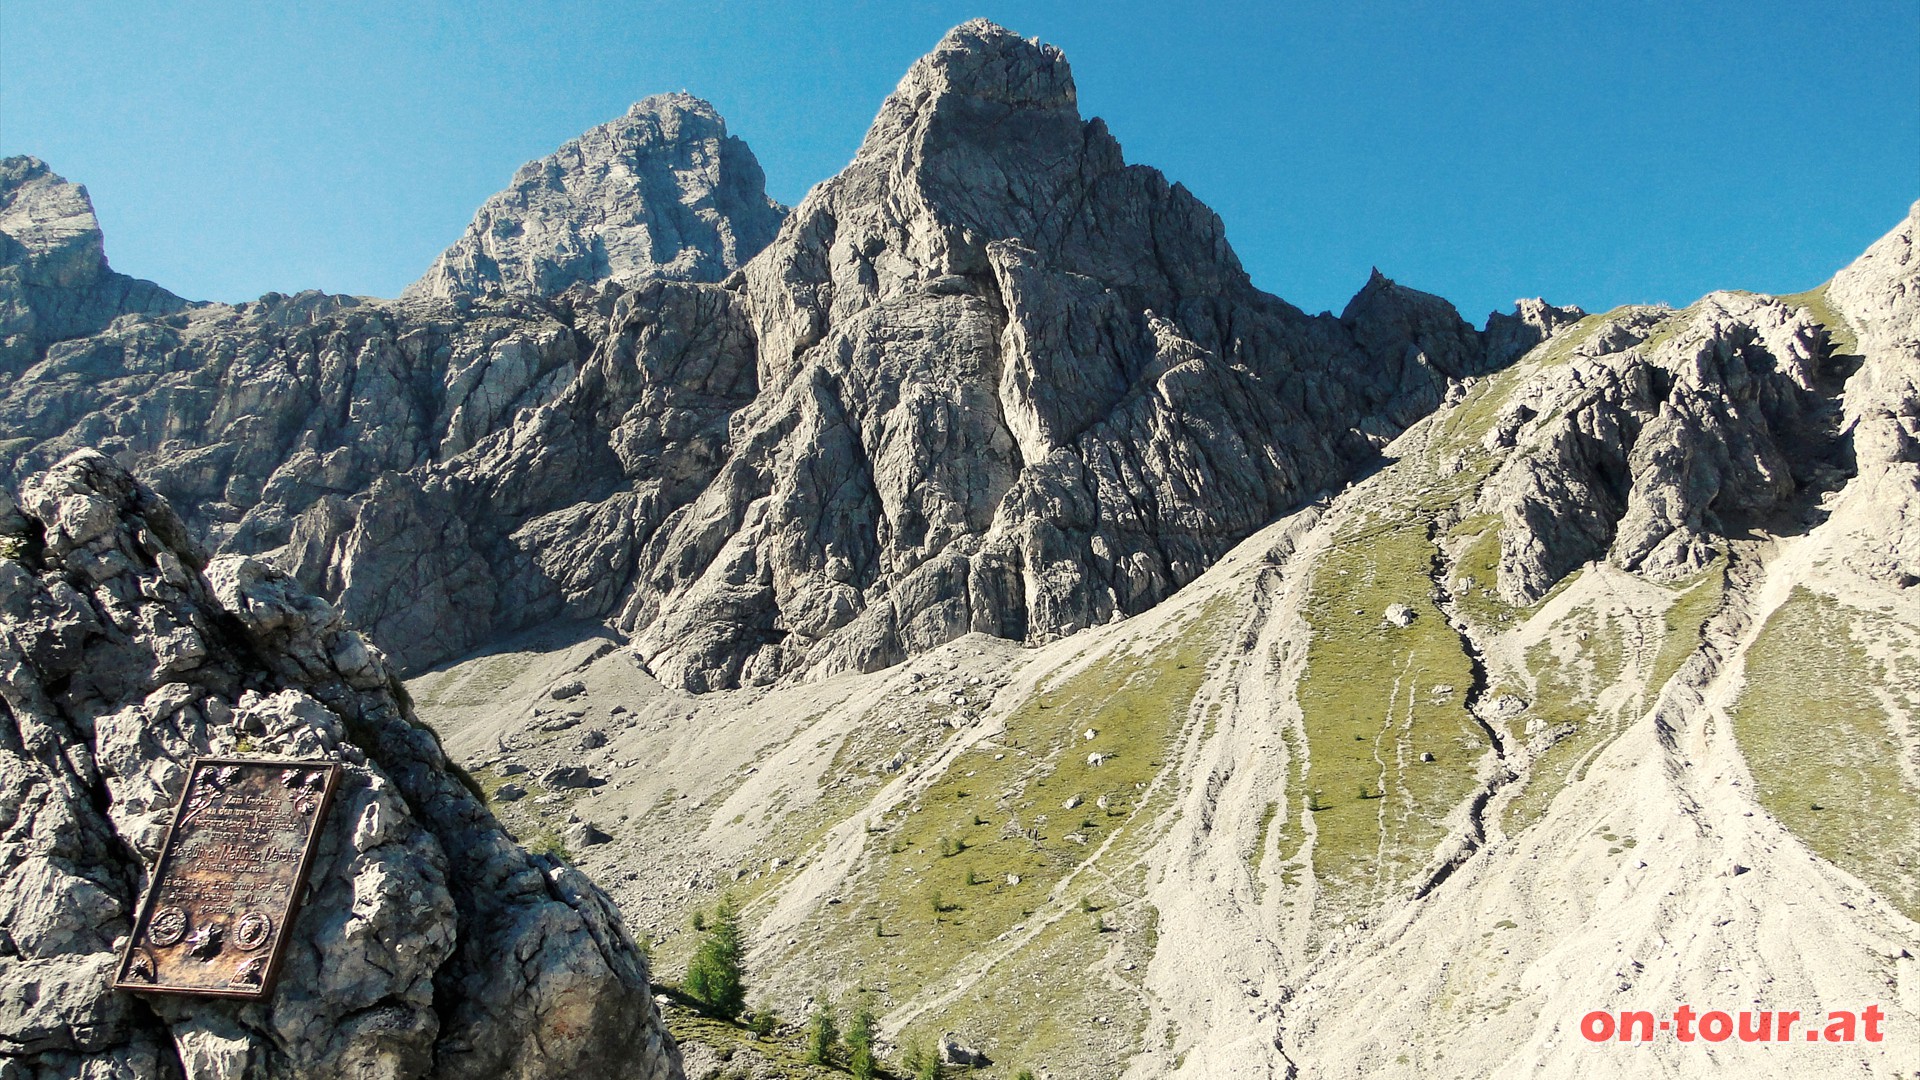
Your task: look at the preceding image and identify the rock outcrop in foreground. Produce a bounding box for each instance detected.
[0,451,679,1079]
[405,93,787,301]
[0,157,192,375]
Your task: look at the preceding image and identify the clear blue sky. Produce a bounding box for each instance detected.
[4,1,1916,321]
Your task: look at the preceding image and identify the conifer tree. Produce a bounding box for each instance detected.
[806,1002,840,1065]
[684,894,747,1018]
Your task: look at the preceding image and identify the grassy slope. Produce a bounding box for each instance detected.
[1733,587,1920,920]
[1297,517,1483,915]
[750,600,1228,1078]
[1777,282,1861,357]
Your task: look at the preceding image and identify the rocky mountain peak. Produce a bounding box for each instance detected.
[895,19,1075,111]
[0,155,190,373]
[403,93,786,301]
[1,156,109,275]
[0,22,1582,692]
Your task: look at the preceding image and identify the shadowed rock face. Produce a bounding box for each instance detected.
[1479,294,1846,603]
[0,451,680,1080]
[0,21,1576,687]
[0,156,192,375]
[1824,200,1920,585]
[0,286,604,548]
[405,93,788,301]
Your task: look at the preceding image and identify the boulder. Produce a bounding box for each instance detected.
[0,450,681,1080]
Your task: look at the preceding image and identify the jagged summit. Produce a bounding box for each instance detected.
[0,155,191,372]
[889,19,1075,111]
[4,21,1595,692]
[403,92,786,300]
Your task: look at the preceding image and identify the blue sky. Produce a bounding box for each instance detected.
[4,1,1916,321]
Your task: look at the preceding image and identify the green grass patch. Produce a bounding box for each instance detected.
[1298,517,1485,913]
[1777,282,1861,358]
[1527,306,1658,369]
[522,827,574,865]
[1647,562,1726,694]
[767,600,1228,1075]
[1632,302,1702,358]
[659,994,895,1079]
[1498,610,1630,835]
[1733,588,1919,920]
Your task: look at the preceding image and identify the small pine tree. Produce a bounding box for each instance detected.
[806,1003,840,1066]
[850,1046,877,1080]
[847,999,877,1067]
[1016,1071,1037,1080]
[749,1008,776,1038]
[901,1040,937,1079]
[684,894,747,1019]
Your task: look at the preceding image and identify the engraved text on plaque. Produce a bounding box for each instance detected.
[113,757,341,997]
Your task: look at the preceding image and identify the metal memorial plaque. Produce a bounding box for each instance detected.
[113,757,341,998]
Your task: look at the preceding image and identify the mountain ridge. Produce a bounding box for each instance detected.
[1,20,1579,688]
[0,156,194,376]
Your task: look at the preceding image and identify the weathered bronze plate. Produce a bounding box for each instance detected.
[113,756,341,998]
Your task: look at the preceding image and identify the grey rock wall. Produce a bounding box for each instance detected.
[0,22,1592,689]
[1477,291,1861,602]
[0,287,602,551]
[405,94,786,301]
[0,157,192,376]
[281,21,1549,686]
[0,450,680,1080]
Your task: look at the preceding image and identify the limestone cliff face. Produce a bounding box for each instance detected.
[0,23,1577,687]
[287,21,1555,686]
[0,451,680,1080]
[404,93,787,301]
[0,287,600,549]
[1824,199,1920,585]
[615,21,1503,688]
[1478,294,1845,603]
[0,157,192,375]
